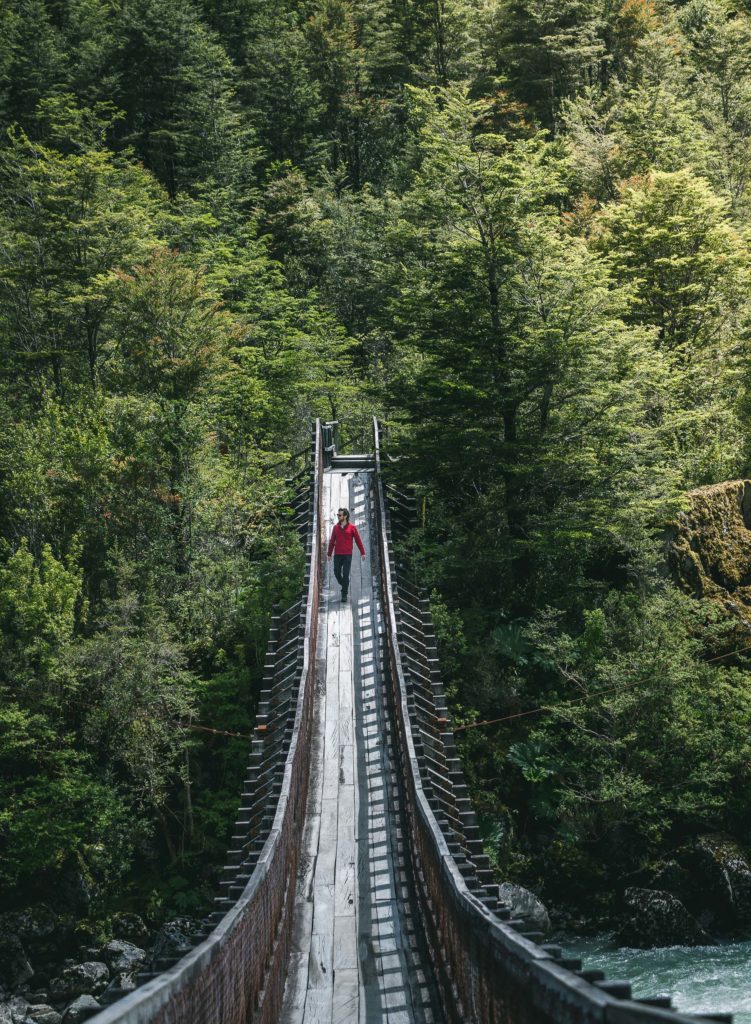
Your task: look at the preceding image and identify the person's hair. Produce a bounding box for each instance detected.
[338,507,350,523]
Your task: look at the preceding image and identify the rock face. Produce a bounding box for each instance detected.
[53,866,92,919]
[666,480,751,626]
[498,882,551,935]
[617,887,712,948]
[0,903,154,1019]
[0,901,189,1019]
[0,936,33,990]
[694,833,751,932]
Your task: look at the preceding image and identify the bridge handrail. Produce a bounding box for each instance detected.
[92,421,324,1024]
[372,417,707,1024]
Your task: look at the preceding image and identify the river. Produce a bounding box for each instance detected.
[564,937,751,1021]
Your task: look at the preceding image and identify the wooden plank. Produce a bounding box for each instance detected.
[333,914,358,971]
[322,619,341,802]
[332,968,359,1024]
[335,848,356,915]
[281,508,330,1024]
[279,952,308,1023]
[312,881,335,936]
[303,984,333,1023]
[339,742,354,787]
[316,798,338,881]
[338,629,353,677]
[323,691,340,767]
[338,712,353,749]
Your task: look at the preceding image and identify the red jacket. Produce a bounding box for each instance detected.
[328,521,365,557]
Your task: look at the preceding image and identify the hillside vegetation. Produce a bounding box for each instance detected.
[3,0,751,932]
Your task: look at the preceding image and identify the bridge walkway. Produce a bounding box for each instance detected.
[281,465,442,1024]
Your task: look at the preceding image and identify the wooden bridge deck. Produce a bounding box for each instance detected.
[281,467,442,1024]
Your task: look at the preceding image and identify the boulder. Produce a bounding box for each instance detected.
[617,887,712,948]
[97,941,145,976]
[0,996,30,1024]
[0,936,33,989]
[98,973,137,1007]
[109,915,148,948]
[0,909,56,949]
[498,882,551,935]
[0,907,70,972]
[25,1006,62,1024]
[146,919,201,970]
[49,965,108,1002]
[60,997,100,1024]
[694,834,751,931]
[666,480,751,627]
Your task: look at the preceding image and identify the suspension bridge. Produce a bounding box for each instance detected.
[90,421,728,1024]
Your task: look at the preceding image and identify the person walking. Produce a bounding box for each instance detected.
[327,507,365,601]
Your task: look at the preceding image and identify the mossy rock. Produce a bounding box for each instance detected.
[666,480,751,628]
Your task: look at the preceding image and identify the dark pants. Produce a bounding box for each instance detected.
[333,554,352,595]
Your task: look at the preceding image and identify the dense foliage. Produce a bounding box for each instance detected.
[3,0,751,926]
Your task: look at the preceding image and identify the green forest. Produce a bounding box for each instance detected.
[3,0,751,947]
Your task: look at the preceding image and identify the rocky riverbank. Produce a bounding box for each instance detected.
[0,909,205,1023]
[497,830,751,951]
[610,833,751,949]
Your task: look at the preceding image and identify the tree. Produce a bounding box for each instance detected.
[0,539,129,893]
[0,123,161,394]
[494,0,609,128]
[507,585,751,905]
[383,87,669,608]
[561,21,711,201]
[594,170,749,357]
[113,0,253,197]
[592,170,749,484]
[237,7,326,169]
[0,0,64,126]
[101,249,229,576]
[53,0,119,111]
[678,0,751,218]
[75,581,199,862]
[0,539,82,698]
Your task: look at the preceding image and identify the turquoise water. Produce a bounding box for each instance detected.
[564,936,751,1022]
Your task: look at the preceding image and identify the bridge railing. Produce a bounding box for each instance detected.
[372,418,719,1024]
[92,421,324,1024]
